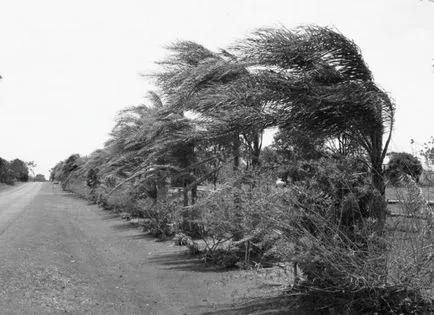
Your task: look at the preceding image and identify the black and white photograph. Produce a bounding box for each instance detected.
[0,0,433,313]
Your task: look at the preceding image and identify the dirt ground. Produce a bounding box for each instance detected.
[0,182,297,314]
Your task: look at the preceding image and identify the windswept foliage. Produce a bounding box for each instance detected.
[50,26,433,313]
[236,26,394,231]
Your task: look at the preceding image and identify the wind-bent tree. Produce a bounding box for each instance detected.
[104,91,204,206]
[239,26,395,230]
[152,42,273,240]
[102,93,165,199]
[50,161,64,182]
[153,41,270,172]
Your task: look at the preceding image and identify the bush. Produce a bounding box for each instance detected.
[263,159,433,314]
[63,174,90,199]
[51,152,433,313]
[138,199,178,238]
[179,176,286,267]
[386,152,423,186]
[165,158,431,313]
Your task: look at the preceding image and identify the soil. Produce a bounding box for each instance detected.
[0,182,298,314]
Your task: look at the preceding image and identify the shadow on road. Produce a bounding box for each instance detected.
[111,222,140,231]
[106,217,157,241]
[98,211,121,221]
[127,234,156,240]
[149,251,236,273]
[201,295,302,315]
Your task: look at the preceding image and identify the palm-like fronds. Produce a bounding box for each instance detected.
[145,91,164,109]
[239,26,372,81]
[234,25,396,232]
[153,40,271,170]
[238,26,394,186]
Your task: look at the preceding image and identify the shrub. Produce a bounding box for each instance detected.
[386,152,423,186]
[138,199,179,238]
[63,174,90,199]
[262,160,433,314]
[179,176,286,267]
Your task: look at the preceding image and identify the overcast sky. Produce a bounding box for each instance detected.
[0,0,433,177]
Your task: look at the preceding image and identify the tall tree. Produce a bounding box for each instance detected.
[238,26,395,230]
[10,159,29,182]
[105,91,204,205]
[153,41,270,172]
[0,157,14,184]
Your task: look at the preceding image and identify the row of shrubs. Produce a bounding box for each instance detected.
[49,24,432,313]
[54,155,433,314]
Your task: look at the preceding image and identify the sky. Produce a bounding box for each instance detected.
[0,0,433,177]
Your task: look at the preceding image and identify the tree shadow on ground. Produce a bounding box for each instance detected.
[110,222,141,231]
[97,211,120,221]
[201,295,305,315]
[107,219,164,241]
[148,251,236,273]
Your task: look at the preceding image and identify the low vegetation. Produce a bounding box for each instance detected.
[51,25,433,313]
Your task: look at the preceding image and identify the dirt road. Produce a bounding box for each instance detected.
[0,182,284,314]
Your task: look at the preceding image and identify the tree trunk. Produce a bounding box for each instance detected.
[233,134,240,173]
[191,185,197,205]
[232,133,243,240]
[371,160,387,233]
[157,177,168,202]
[370,132,387,235]
[183,185,189,207]
[251,133,261,168]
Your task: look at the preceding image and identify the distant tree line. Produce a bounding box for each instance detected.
[0,158,46,184]
[0,158,29,184]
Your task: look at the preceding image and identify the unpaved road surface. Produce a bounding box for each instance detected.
[0,183,283,314]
